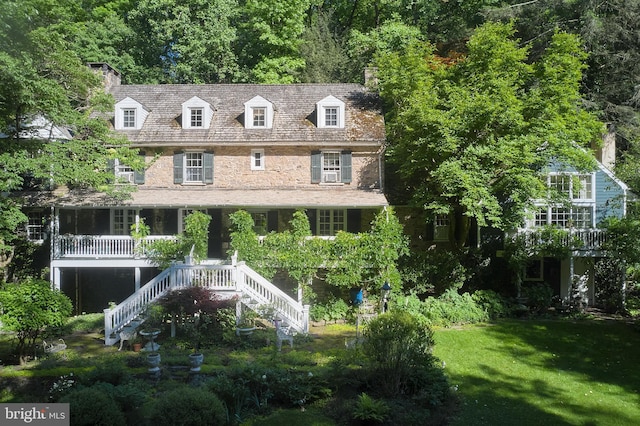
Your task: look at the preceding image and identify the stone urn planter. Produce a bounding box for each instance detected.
[235,326,256,336]
[146,352,161,373]
[188,353,204,372]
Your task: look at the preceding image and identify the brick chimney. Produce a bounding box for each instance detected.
[87,62,121,91]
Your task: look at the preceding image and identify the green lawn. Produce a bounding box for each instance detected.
[434,319,640,426]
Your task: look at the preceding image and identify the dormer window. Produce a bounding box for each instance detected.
[244,96,273,129]
[190,107,203,127]
[115,97,148,130]
[182,97,213,129]
[316,95,345,128]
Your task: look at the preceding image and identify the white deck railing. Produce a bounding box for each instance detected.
[54,235,177,259]
[514,228,607,252]
[104,261,308,345]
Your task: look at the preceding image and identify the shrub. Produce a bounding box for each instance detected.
[522,283,554,314]
[421,289,488,326]
[61,387,125,426]
[149,386,226,426]
[471,290,513,319]
[310,298,350,323]
[362,311,436,396]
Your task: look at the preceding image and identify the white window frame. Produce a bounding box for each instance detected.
[112,209,138,235]
[182,96,213,129]
[184,152,204,183]
[548,172,595,202]
[318,209,345,236]
[316,95,345,128]
[244,96,274,129]
[251,149,265,170]
[322,151,341,183]
[529,204,595,229]
[26,211,46,242]
[190,107,204,128]
[115,97,148,130]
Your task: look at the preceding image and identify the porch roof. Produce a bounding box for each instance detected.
[23,188,388,209]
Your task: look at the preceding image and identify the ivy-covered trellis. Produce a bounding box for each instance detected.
[228,207,409,303]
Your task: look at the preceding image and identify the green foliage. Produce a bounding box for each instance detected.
[420,289,489,327]
[309,298,350,323]
[522,283,555,314]
[471,289,513,319]
[352,392,390,423]
[377,21,601,249]
[362,311,436,396]
[593,258,625,313]
[0,278,72,364]
[61,386,126,426]
[149,386,226,426]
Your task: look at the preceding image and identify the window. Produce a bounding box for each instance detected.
[244,96,274,128]
[174,152,214,184]
[253,108,266,127]
[433,214,450,241]
[531,205,594,229]
[114,159,134,184]
[115,97,148,130]
[251,149,265,170]
[182,97,212,129]
[319,209,345,236]
[311,151,352,184]
[113,209,137,235]
[251,212,268,235]
[123,109,136,128]
[316,95,345,128]
[549,173,594,201]
[190,108,203,127]
[524,259,543,281]
[26,211,46,242]
[185,153,203,182]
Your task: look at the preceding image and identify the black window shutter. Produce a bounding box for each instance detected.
[311,151,321,183]
[306,209,317,235]
[204,152,214,184]
[341,151,352,183]
[173,152,183,184]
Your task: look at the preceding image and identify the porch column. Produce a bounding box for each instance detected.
[51,267,61,290]
[134,267,141,292]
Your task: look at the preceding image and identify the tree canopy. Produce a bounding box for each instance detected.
[376,22,603,248]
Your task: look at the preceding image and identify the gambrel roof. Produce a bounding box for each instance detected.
[108,84,385,147]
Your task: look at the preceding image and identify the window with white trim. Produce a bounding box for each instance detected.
[26,211,46,242]
[190,107,203,128]
[319,209,345,236]
[123,109,136,128]
[549,173,594,201]
[244,96,274,128]
[322,152,341,183]
[316,95,345,128]
[182,96,213,129]
[115,97,148,130]
[185,152,204,183]
[113,209,137,235]
[251,149,265,170]
[311,151,352,184]
[114,159,134,184]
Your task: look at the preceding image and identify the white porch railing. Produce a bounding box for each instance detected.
[54,235,177,259]
[104,261,308,346]
[514,228,607,252]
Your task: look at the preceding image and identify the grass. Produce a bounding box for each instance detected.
[3,315,640,425]
[433,319,640,426]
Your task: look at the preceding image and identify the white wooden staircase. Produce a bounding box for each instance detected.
[103,258,309,346]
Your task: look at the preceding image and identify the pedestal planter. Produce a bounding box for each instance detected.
[236,326,256,336]
[147,352,161,373]
[188,353,204,372]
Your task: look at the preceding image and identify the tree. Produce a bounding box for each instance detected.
[0,4,140,261]
[0,278,72,364]
[376,22,602,250]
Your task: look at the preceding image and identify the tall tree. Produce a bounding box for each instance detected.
[377,22,603,250]
[127,0,240,83]
[0,1,138,260]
